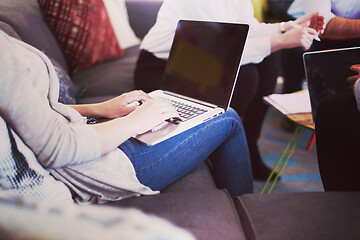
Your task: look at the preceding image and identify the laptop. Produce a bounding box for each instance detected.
[303,46,360,120]
[135,20,249,145]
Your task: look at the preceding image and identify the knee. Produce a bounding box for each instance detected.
[225,108,245,130]
[226,107,240,120]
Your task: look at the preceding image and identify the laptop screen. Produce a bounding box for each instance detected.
[303,46,360,120]
[161,20,249,109]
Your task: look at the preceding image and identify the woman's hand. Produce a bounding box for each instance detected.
[126,99,180,135]
[92,98,180,154]
[281,26,318,50]
[347,64,360,93]
[99,90,152,119]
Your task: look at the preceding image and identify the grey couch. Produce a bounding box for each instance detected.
[1,0,360,239]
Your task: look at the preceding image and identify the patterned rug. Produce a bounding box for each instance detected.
[253,103,324,194]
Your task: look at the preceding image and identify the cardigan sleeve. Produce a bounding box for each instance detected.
[0,31,102,168]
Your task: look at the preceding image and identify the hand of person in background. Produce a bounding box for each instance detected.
[347,64,360,93]
[294,12,323,29]
[277,25,318,50]
[309,12,326,35]
[272,12,322,52]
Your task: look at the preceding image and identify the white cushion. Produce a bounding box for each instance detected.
[103,0,141,49]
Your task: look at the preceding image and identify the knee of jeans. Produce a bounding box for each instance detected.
[226,108,245,130]
[227,108,241,121]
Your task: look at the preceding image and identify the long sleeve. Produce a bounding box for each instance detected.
[0,31,102,168]
[140,0,275,65]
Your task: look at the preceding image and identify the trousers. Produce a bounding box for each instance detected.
[119,108,254,198]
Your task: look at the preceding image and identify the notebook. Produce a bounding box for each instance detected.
[303,46,360,120]
[135,20,249,145]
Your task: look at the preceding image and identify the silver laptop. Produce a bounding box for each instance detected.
[135,20,249,145]
[303,46,360,120]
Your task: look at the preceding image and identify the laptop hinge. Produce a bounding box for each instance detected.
[163,91,218,109]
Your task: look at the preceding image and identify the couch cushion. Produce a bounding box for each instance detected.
[162,162,217,193]
[50,58,83,105]
[235,192,360,240]
[0,22,21,40]
[73,45,139,98]
[0,0,68,71]
[38,0,124,75]
[107,189,247,240]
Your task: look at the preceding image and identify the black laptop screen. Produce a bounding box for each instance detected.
[303,47,360,119]
[161,20,249,109]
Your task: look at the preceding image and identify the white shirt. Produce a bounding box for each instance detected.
[140,0,280,65]
[288,0,360,25]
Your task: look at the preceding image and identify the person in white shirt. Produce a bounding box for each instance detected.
[281,0,360,97]
[134,0,320,180]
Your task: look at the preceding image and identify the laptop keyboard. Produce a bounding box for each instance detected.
[156,97,208,121]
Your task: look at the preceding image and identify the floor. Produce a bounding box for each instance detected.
[253,79,324,193]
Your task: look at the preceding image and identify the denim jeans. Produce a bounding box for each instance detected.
[119,108,253,198]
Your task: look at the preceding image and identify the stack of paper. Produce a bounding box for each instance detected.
[263,90,312,115]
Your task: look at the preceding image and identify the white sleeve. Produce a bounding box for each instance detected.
[288,0,335,25]
[241,36,272,65]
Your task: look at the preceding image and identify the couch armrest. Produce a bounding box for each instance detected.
[125,0,163,39]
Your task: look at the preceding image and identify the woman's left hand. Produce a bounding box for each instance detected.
[100,90,152,118]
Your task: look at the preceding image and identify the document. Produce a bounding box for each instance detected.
[263,90,312,115]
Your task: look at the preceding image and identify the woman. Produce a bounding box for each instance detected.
[0,30,253,204]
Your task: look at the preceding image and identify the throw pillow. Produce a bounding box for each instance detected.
[103,0,141,49]
[50,58,82,105]
[38,0,125,75]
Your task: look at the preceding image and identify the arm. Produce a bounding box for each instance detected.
[70,90,180,155]
[271,12,322,52]
[241,12,319,65]
[0,37,102,168]
[69,90,152,119]
[321,17,360,40]
[270,26,317,52]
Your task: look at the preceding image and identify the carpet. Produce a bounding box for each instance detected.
[253,106,324,193]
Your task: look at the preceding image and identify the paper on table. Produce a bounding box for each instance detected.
[263,89,312,115]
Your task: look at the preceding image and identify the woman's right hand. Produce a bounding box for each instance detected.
[126,99,180,134]
[282,26,318,50]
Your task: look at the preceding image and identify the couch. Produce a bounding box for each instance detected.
[1,0,360,239]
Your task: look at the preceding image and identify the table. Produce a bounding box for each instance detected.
[260,97,315,194]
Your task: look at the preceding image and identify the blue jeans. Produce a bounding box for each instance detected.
[119,108,253,198]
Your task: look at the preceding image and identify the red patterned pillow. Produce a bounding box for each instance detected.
[38,0,124,75]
